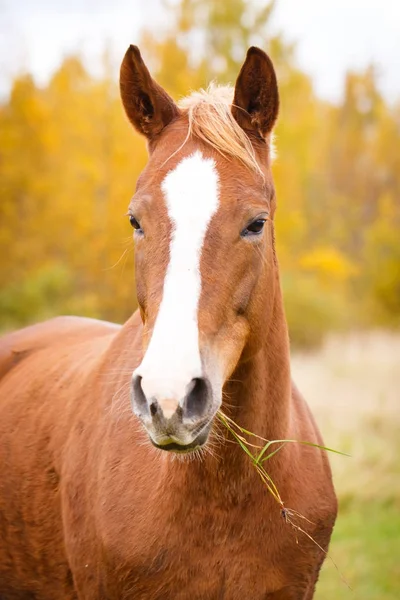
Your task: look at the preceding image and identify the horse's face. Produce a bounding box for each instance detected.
[120,46,279,452]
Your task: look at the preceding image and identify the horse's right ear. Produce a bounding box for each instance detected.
[120,45,180,142]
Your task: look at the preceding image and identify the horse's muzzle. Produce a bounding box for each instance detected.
[130,374,215,451]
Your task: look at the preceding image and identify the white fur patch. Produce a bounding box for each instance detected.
[134,151,219,415]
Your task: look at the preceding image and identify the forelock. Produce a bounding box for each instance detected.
[178,84,276,175]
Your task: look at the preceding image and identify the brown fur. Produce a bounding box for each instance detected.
[0,46,337,599]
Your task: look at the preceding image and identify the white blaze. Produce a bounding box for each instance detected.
[135,151,220,415]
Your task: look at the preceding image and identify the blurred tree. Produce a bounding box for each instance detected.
[141,0,292,88]
[0,56,145,327]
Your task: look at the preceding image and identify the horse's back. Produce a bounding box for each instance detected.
[0,316,120,382]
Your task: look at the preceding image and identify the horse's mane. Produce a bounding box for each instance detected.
[178,84,275,175]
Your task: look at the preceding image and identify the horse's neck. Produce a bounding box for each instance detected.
[224,288,292,443]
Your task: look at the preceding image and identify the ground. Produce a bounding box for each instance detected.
[291,331,400,600]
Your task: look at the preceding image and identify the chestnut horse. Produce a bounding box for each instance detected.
[0,46,337,599]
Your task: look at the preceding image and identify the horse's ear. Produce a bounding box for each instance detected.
[120,45,180,141]
[232,47,279,139]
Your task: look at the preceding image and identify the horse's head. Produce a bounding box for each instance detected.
[121,45,279,453]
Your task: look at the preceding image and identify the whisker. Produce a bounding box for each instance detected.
[103,247,133,271]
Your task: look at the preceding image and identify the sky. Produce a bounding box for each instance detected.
[0,0,399,103]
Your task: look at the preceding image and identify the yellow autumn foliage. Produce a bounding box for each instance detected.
[299,248,357,283]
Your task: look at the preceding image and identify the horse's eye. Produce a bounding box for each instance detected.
[242,218,267,237]
[129,215,142,232]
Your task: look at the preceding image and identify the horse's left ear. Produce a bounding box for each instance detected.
[120,45,180,142]
[232,47,279,138]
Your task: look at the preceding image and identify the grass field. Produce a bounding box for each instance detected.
[291,332,400,599]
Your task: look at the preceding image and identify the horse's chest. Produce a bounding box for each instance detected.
[145,544,285,599]
[109,551,278,600]
[107,510,295,600]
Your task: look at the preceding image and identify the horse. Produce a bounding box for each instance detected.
[0,46,337,599]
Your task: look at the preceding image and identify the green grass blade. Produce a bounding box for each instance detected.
[260,443,287,463]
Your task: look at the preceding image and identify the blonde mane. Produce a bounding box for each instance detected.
[178,84,275,176]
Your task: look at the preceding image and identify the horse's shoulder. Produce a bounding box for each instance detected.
[0,316,121,382]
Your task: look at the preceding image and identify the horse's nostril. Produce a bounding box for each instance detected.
[131,375,148,417]
[183,377,211,420]
[149,402,158,417]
